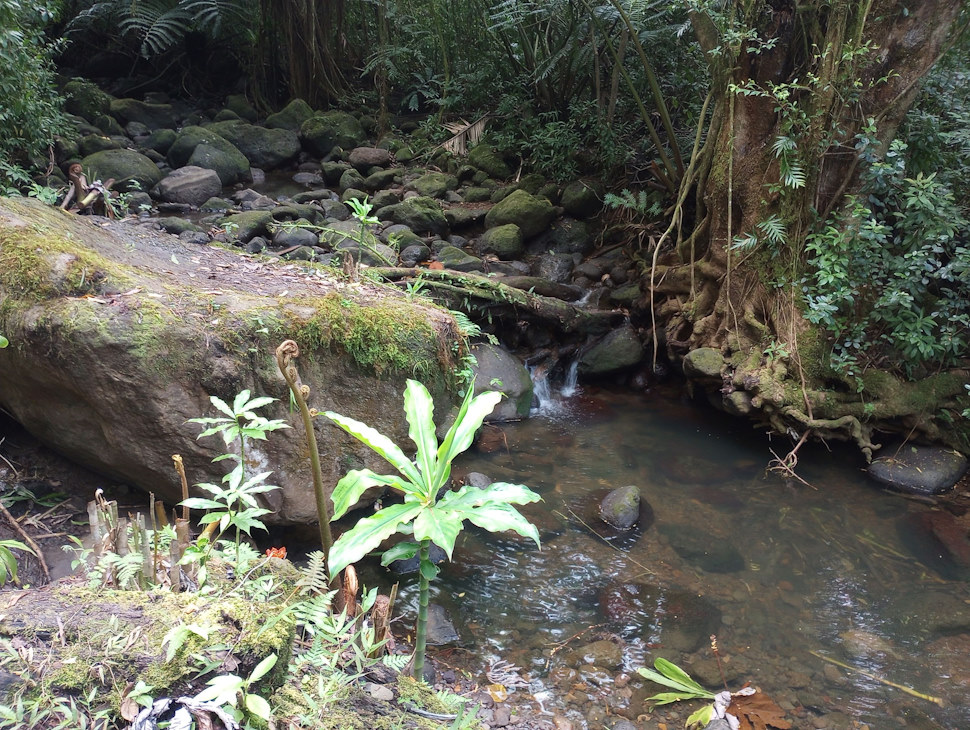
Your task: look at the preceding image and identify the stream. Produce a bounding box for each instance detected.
[340,381,969,729]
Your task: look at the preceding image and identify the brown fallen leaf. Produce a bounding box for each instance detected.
[728,690,791,730]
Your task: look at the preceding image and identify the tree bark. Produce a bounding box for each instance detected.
[652,0,966,455]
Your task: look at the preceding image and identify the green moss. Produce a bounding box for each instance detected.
[290,292,443,378]
[0,224,128,301]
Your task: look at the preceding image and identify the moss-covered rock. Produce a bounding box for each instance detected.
[578,323,645,375]
[80,148,163,192]
[167,126,250,185]
[109,98,178,130]
[225,93,259,122]
[0,197,459,523]
[206,120,301,170]
[561,180,602,218]
[377,196,449,236]
[683,347,725,379]
[484,188,557,239]
[478,223,523,259]
[265,98,315,131]
[411,172,457,199]
[63,79,112,121]
[300,112,366,156]
[467,143,512,179]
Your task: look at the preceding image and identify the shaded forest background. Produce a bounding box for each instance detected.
[2,0,969,455]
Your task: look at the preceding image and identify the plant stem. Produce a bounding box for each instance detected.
[412,538,432,681]
[275,341,334,563]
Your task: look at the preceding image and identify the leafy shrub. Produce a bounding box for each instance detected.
[803,133,970,382]
[0,0,69,185]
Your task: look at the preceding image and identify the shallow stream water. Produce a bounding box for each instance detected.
[345,382,970,729]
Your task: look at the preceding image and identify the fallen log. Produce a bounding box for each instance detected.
[367,267,624,336]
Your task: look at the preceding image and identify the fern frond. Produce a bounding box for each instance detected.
[120,0,191,58]
[298,550,331,595]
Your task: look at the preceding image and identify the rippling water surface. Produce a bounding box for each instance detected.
[348,383,969,729]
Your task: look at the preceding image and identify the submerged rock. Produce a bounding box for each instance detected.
[868,444,968,495]
[660,524,746,574]
[600,579,721,652]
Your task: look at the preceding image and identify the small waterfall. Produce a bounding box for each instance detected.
[530,359,580,416]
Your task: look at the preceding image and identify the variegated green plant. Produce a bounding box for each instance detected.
[637,657,717,728]
[324,379,541,681]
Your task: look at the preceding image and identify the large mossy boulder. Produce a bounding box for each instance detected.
[206,120,301,170]
[578,323,645,375]
[80,148,163,192]
[151,166,223,206]
[109,98,178,130]
[300,112,366,156]
[377,196,449,236]
[484,189,557,239]
[265,98,315,131]
[167,126,250,185]
[0,198,459,524]
[63,79,112,122]
[479,223,523,259]
[467,143,512,179]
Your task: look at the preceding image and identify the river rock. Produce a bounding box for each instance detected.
[265,98,315,131]
[206,120,301,170]
[531,217,593,256]
[78,134,124,157]
[378,197,449,236]
[484,189,557,239]
[867,444,968,495]
[660,524,746,573]
[531,251,575,283]
[683,347,725,379]
[479,223,523,259]
[578,639,623,670]
[348,146,393,171]
[599,485,641,530]
[426,604,460,645]
[272,225,319,250]
[80,148,163,192]
[64,79,112,122]
[167,126,250,185]
[142,128,177,155]
[467,143,512,179]
[224,94,258,122]
[411,172,457,199]
[109,98,179,130]
[578,323,644,376]
[300,111,366,156]
[0,197,458,524]
[560,181,602,218]
[151,166,223,206]
[470,343,533,421]
[600,579,722,652]
[218,210,274,243]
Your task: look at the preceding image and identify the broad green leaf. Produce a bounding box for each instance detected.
[180,497,224,510]
[434,387,501,488]
[459,504,540,548]
[380,540,420,565]
[240,395,276,413]
[324,411,421,485]
[331,469,404,519]
[232,390,252,414]
[646,690,702,705]
[245,693,271,721]
[248,653,278,683]
[686,704,716,728]
[413,507,463,559]
[0,335,8,347]
[439,483,540,513]
[211,395,236,419]
[653,657,710,694]
[404,379,438,489]
[0,539,32,555]
[328,502,422,577]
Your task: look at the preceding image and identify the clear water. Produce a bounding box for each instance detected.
[346,383,970,728]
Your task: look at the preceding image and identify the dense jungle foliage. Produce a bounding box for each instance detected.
[1,0,969,435]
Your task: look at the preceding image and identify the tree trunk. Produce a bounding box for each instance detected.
[651,0,967,458]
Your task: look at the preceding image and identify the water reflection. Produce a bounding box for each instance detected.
[353,383,970,728]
